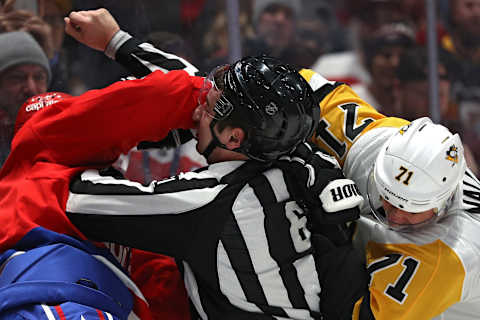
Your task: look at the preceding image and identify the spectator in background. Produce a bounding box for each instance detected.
[245,0,318,69]
[396,47,452,121]
[440,0,480,98]
[0,0,71,93]
[0,31,50,166]
[38,0,72,92]
[402,0,449,46]
[291,1,345,69]
[359,22,415,114]
[248,0,300,57]
[200,0,254,72]
[396,46,479,174]
[68,1,150,92]
[311,0,410,87]
[0,0,54,58]
[442,0,480,65]
[440,0,480,165]
[299,0,349,54]
[199,0,332,71]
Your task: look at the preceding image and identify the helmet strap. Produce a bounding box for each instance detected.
[200,119,228,160]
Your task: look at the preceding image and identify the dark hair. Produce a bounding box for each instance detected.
[396,47,450,82]
[213,65,251,138]
[363,22,415,70]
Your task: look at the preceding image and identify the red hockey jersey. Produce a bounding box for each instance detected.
[0,69,203,252]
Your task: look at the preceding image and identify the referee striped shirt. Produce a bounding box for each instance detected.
[67,160,323,319]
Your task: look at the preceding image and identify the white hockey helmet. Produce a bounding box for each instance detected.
[367,117,466,229]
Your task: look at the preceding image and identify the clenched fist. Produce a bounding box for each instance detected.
[64,8,120,51]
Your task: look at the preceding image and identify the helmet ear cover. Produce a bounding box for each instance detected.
[215,56,319,162]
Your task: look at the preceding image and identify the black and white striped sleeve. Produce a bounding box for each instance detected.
[463,168,480,215]
[105,30,199,78]
[66,167,224,259]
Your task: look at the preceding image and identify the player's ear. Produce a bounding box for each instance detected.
[225,127,245,150]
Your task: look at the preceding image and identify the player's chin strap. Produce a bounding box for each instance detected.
[200,119,228,160]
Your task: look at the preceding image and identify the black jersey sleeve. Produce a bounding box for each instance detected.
[115,36,200,78]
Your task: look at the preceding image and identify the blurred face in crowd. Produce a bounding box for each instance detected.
[451,0,480,38]
[397,65,450,121]
[42,0,66,52]
[0,64,48,119]
[370,45,407,89]
[370,2,405,26]
[257,4,295,51]
[355,1,407,38]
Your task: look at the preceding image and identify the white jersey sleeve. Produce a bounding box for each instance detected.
[353,168,480,320]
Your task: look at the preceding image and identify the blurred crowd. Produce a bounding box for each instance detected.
[0,0,479,175]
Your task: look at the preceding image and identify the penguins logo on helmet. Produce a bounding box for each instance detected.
[446,145,459,166]
[398,123,412,135]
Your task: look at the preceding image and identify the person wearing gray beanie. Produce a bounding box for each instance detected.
[0,31,51,166]
[0,31,51,85]
[0,31,51,118]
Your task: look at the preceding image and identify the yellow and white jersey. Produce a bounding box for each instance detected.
[300,68,409,212]
[300,69,480,319]
[299,69,409,166]
[353,169,480,319]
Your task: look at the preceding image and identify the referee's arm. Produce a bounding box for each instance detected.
[66,168,224,260]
